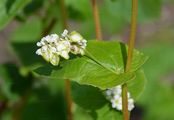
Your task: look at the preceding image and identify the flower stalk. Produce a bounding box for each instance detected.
[122,0,138,120]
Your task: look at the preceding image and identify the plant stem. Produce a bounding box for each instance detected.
[12,91,30,120]
[65,80,72,120]
[91,0,102,40]
[59,0,73,120]
[125,0,138,71]
[42,18,57,36]
[60,0,68,29]
[122,0,138,120]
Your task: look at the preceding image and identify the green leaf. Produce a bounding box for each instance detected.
[94,104,123,120]
[73,105,93,120]
[86,41,148,73]
[71,82,107,110]
[35,57,135,89]
[23,0,44,15]
[71,70,146,110]
[21,87,67,120]
[0,0,32,30]
[35,41,147,89]
[128,69,146,100]
[10,18,42,42]
[71,70,146,120]
[0,64,33,96]
[71,82,122,120]
[12,42,45,68]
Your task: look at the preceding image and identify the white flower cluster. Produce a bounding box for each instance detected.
[105,85,134,111]
[36,30,87,66]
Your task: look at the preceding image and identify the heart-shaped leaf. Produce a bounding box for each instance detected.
[85,41,148,73]
[35,57,135,89]
[34,40,148,89]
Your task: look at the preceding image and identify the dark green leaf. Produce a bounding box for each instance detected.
[71,82,122,120]
[23,0,44,15]
[0,64,33,99]
[71,82,107,110]
[21,87,67,120]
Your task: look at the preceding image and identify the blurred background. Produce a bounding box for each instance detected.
[0,0,174,120]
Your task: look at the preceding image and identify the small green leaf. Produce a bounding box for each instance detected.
[0,0,31,30]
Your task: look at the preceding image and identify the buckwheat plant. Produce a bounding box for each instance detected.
[36,29,87,66]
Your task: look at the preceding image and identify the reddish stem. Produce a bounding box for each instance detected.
[91,0,102,40]
[122,0,138,120]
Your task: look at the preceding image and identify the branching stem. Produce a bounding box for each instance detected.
[122,0,138,120]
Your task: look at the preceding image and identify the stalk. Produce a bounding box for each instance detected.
[42,18,57,36]
[122,0,138,120]
[12,93,29,120]
[59,0,73,120]
[91,0,102,40]
[60,0,68,29]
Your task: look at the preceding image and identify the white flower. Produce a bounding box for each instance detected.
[62,29,68,37]
[68,32,87,55]
[105,85,135,111]
[111,97,122,110]
[36,30,87,66]
[60,50,69,59]
[112,86,122,95]
[69,31,83,42]
[106,89,112,96]
[36,42,42,47]
[36,48,42,55]
[70,45,84,55]
[49,53,59,66]
[56,40,70,52]
[128,98,134,111]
